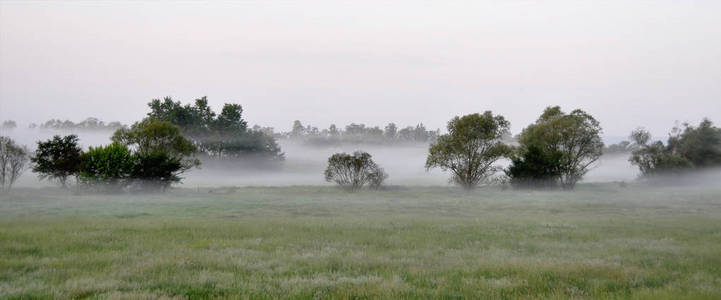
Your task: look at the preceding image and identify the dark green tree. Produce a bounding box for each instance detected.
[31,135,84,188]
[505,145,563,188]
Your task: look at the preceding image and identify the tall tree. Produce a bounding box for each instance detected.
[426,112,511,189]
[519,106,603,189]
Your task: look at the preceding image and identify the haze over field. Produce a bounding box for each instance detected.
[2,1,720,139]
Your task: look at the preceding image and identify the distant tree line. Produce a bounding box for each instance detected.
[33,117,125,131]
[1,120,17,130]
[5,98,719,193]
[145,97,283,161]
[285,120,440,146]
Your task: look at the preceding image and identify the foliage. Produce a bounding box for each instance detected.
[425,112,510,189]
[324,151,387,191]
[505,145,563,188]
[517,106,603,189]
[630,119,721,177]
[79,143,135,192]
[31,135,83,188]
[147,96,283,160]
[112,118,199,170]
[0,136,29,192]
[131,152,185,192]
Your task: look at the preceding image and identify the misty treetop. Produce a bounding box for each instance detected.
[146,97,283,160]
[287,120,440,146]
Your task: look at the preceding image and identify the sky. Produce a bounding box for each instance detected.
[1,0,720,139]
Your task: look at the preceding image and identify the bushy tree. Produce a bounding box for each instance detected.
[505,145,563,188]
[0,136,29,192]
[518,106,603,189]
[79,143,135,192]
[426,112,510,189]
[324,151,387,191]
[31,135,83,188]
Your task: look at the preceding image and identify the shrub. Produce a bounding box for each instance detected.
[324,151,387,191]
[79,143,135,192]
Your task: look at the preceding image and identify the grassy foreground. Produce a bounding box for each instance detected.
[1,184,720,299]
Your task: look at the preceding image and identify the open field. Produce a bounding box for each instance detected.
[1,184,721,299]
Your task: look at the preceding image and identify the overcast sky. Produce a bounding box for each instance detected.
[1,1,719,139]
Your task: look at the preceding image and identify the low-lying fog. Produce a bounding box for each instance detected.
[4,128,639,188]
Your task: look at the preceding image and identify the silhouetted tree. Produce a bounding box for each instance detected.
[31,135,83,188]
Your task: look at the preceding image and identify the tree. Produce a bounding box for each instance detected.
[78,143,135,192]
[324,151,386,191]
[384,123,398,140]
[630,120,721,177]
[0,136,29,192]
[505,145,563,188]
[132,152,185,192]
[31,135,84,188]
[671,119,721,167]
[2,120,17,129]
[112,118,199,170]
[519,106,603,189]
[426,112,511,189]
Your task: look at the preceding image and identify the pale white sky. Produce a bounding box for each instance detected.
[1,1,719,138]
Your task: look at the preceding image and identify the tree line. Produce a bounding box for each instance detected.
[284,120,441,146]
[325,106,720,191]
[1,100,719,193]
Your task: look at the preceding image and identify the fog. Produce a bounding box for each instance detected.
[2,128,640,188]
[2,1,721,139]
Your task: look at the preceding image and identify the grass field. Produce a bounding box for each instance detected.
[1,184,720,299]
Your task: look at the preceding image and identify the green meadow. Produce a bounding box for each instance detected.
[1,184,720,299]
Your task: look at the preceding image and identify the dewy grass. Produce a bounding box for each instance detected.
[1,184,720,299]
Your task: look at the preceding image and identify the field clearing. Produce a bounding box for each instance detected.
[1,184,721,299]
